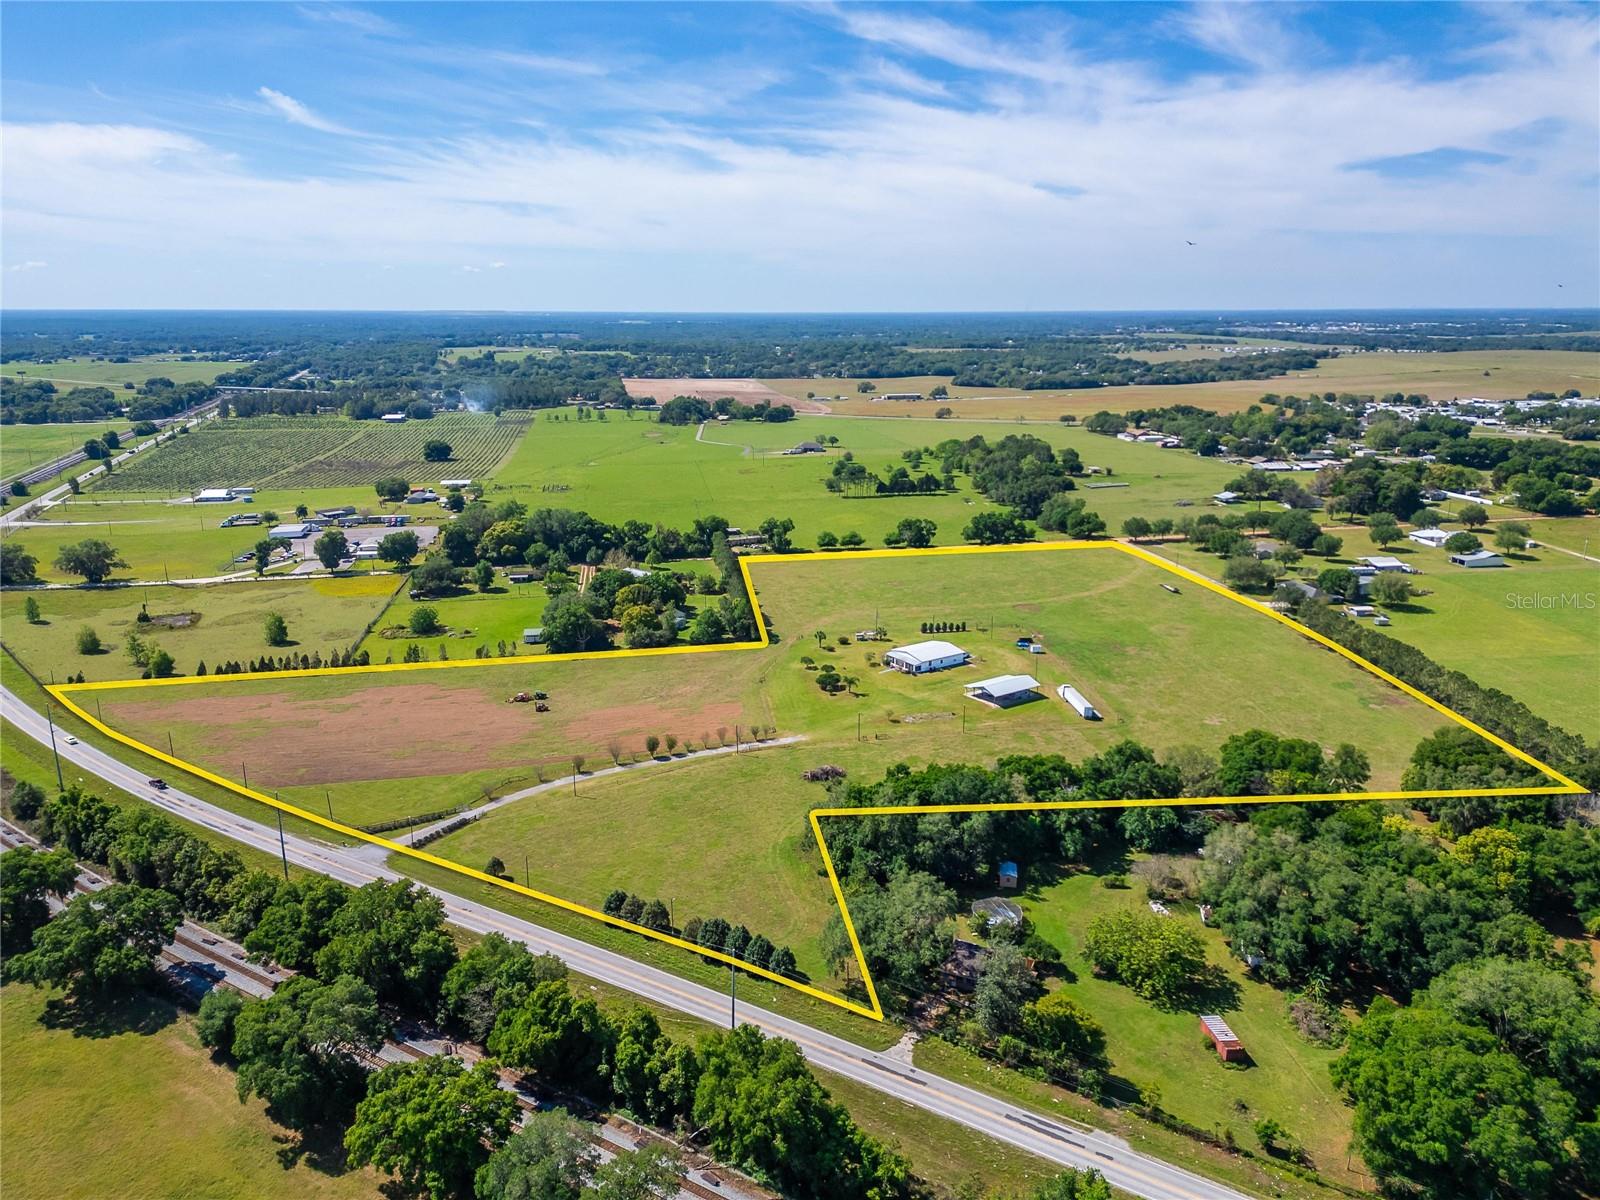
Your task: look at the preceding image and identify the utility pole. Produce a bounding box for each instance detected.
[524,852,530,886]
[167,731,174,757]
[325,789,333,820]
[275,808,289,880]
[44,706,64,791]
[729,963,737,1029]
[242,762,249,790]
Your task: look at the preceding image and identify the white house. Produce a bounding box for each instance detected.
[1056,684,1100,720]
[1408,528,1451,548]
[964,674,1041,706]
[1450,550,1506,568]
[883,640,969,674]
[1359,556,1417,573]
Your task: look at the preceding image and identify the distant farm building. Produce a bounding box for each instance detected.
[268,522,315,540]
[1450,549,1506,568]
[998,861,1020,889]
[439,478,473,489]
[881,392,923,401]
[784,441,825,455]
[1212,490,1240,505]
[405,489,440,504]
[194,488,239,503]
[1056,684,1100,720]
[943,939,989,993]
[522,627,545,645]
[380,412,408,423]
[964,674,1042,707]
[1408,528,1451,548]
[1200,1014,1247,1062]
[884,640,969,674]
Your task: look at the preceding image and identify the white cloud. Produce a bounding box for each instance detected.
[7,260,47,272]
[296,6,399,37]
[2,7,1595,308]
[256,86,362,136]
[1173,2,1310,71]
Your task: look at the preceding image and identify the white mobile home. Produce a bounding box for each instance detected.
[1408,528,1451,549]
[883,640,969,674]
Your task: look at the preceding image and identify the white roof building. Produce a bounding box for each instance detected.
[883,640,969,674]
[1359,556,1417,573]
[194,488,237,502]
[1057,684,1100,719]
[964,674,1041,705]
[1450,550,1506,568]
[1408,528,1451,548]
[268,522,315,540]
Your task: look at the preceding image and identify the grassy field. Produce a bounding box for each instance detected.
[2,574,402,684]
[87,547,1454,994]
[95,412,533,493]
[2,423,125,480]
[0,485,436,582]
[791,348,1600,420]
[0,355,240,389]
[1148,529,1600,741]
[488,413,1237,544]
[1017,867,1357,1187]
[0,985,382,1200]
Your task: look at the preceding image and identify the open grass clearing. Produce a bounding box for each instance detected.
[2,423,124,480]
[1017,866,1357,1187]
[488,414,1237,545]
[0,355,241,389]
[0,985,382,1200]
[2,574,401,684]
[2,485,431,582]
[1148,533,1600,741]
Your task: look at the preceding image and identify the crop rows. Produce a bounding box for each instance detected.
[95,413,533,493]
[271,413,532,486]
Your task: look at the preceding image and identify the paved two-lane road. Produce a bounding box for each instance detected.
[1,684,1256,1200]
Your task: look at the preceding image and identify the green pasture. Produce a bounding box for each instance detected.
[489,414,1236,543]
[0,355,240,389]
[357,584,557,659]
[1015,867,1356,1186]
[1,423,120,481]
[1149,530,1600,741]
[1,486,439,582]
[0,986,382,1200]
[1,574,401,684]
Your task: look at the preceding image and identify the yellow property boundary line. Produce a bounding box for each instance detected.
[45,541,1585,1022]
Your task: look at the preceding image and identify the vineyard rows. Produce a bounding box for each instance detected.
[96,413,534,493]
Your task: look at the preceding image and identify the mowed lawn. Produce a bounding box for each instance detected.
[797,348,1600,420]
[1,486,424,582]
[0,985,382,1200]
[1149,530,1600,741]
[749,547,1451,786]
[2,422,122,479]
[487,413,1236,544]
[995,868,1359,1188]
[2,575,402,684]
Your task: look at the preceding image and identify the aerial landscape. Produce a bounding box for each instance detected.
[2,4,1598,1200]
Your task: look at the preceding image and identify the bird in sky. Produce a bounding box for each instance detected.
[1185,240,1196,246]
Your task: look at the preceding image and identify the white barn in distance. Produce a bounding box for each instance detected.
[883,640,969,674]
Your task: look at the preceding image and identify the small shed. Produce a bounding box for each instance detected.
[943,939,989,993]
[1200,1014,1246,1062]
[998,861,1019,889]
[522,627,545,645]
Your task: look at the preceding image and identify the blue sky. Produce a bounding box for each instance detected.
[2,2,1596,310]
